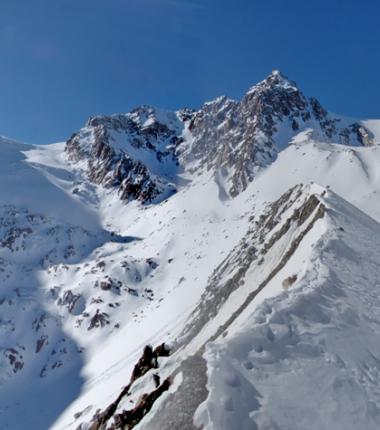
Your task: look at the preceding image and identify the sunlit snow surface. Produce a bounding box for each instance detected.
[0,117,380,429]
[196,192,380,430]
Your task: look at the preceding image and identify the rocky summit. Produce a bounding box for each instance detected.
[0,72,380,430]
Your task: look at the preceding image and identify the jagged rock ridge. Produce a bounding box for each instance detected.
[65,106,184,203]
[65,71,375,201]
[183,71,374,196]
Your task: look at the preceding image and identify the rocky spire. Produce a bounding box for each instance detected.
[247,70,298,94]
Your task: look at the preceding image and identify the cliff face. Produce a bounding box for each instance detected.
[65,106,184,203]
[183,71,374,196]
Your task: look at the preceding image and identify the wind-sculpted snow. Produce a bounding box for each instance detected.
[195,192,380,430]
[179,185,326,348]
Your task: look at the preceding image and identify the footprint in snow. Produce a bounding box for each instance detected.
[244,360,254,370]
[222,396,234,412]
[224,372,240,388]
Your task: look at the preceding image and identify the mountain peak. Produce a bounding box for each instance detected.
[268,69,288,80]
[261,69,298,90]
[246,70,298,96]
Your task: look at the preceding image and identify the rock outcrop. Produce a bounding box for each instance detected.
[65,106,183,203]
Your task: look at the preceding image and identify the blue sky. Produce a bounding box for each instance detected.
[0,0,379,144]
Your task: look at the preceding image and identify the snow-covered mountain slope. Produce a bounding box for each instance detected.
[196,189,380,430]
[0,72,380,430]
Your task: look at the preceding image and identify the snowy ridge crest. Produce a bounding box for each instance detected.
[179,183,327,347]
[196,189,380,430]
[74,184,330,430]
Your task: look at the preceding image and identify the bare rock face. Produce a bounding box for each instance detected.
[80,343,171,430]
[57,290,86,316]
[88,309,110,330]
[4,347,24,374]
[130,343,170,383]
[111,379,171,430]
[65,106,183,204]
